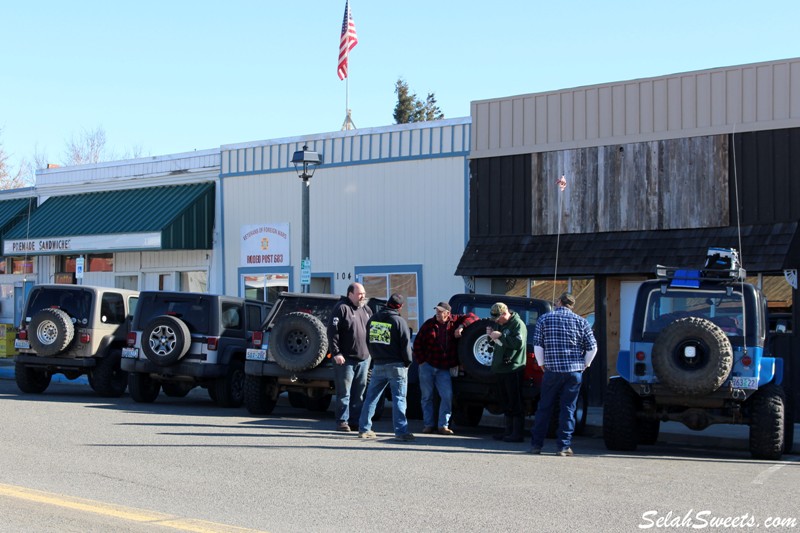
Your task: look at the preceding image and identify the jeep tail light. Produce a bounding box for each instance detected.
[126,332,137,347]
[18,329,28,340]
[207,337,219,351]
[80,333,91,344]
[252,331,263,348]
[741,355,752,367]
[635,351,646,361]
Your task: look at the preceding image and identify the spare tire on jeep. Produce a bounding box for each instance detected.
[269,312,328,372]
[458,319,497,381]
[29,308,75,356]
[651,317,733,395]
[141,315,192,366]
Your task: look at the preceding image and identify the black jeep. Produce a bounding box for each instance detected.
[121,291,271,407]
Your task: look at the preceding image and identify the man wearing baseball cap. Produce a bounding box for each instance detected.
[413,301,478,434]
[486,302,528,442]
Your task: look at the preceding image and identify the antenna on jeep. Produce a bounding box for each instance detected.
[731,124,748,354]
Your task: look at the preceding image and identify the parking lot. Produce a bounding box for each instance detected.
[0,375,798,532]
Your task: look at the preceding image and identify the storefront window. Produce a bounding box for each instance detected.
[749,274,793,334]
[361,272,419,332]
[244,274,289,303]
[11,257,34,274]
[180,271,207,293]
[88,254,113,272]
[0,258,6,275]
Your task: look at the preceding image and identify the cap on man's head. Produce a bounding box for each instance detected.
[388,293,405,309]
[559,292,576,307]
[434,302,451,313]
[490,302,509,320]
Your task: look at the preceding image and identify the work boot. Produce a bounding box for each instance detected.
[503,416,525,443]
[493,415,513,441]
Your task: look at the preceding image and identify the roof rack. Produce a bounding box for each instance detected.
[655,265,747,287]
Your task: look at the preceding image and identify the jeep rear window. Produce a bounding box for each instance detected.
[139,297,210,334]
[643,289,748,337]
[26,289,92,323]
[272,298,338,326]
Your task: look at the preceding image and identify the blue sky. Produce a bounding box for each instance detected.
[1,0,797,173]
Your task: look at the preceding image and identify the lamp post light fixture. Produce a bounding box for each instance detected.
[291,144,323,293]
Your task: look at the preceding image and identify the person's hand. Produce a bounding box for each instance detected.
[502,355,512,365]
[333,355,345,365]
[455,325,465,338]
[488,330,501,340]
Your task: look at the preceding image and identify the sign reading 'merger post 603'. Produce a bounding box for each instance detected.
[241,223,290,267]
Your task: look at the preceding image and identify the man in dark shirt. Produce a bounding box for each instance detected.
[328,282,372,432]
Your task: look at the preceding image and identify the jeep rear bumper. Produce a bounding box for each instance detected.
[121,359,227,379]
[628,382,757,406]
[245,360,335,381]
[15,354,96,370]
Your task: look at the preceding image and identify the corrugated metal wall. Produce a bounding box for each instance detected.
[472,57,800,158]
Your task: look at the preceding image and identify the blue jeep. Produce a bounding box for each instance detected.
[603,249,793,460]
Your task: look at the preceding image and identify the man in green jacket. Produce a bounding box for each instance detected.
[487,302,528,442]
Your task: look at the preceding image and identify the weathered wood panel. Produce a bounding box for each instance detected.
[526,135,729,235]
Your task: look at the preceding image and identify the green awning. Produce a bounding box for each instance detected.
[0,197,35,236]
[3,183,215,254]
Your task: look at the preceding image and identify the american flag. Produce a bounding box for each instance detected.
[337,0,358,80]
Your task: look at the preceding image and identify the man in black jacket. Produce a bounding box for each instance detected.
[328,282,372,432]
[357,293,414,441]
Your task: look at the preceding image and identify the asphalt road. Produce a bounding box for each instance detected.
[0,379,798,533]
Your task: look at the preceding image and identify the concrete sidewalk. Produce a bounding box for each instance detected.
[1,358,796,454]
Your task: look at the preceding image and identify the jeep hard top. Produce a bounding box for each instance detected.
[603,248,794,460]
[14,284,139,397]
[121,291,271,407]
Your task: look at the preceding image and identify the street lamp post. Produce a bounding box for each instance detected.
[291,144,322,293]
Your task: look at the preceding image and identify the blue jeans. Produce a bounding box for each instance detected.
[359,362,410,436]
[530,371,583,450]
[418,363,453,428]
[333,357,370,425]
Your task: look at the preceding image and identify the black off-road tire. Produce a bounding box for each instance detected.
[307,393,332,412]
[89,349,128,397]
[269,312,328,372]
[29,308,74,356]
[128,372,161,403]
[452,403,484,427]
[162,381,193,397]
[603,378,639,451]
[405,381,423,420]
[652,317,733,395]
[458,319,497,381]
[15,363,51,394]
[748,383,785,460]
[141,315,192,366]
[637,418,661,445]
[244,375,278,415]
[213,360,245,408]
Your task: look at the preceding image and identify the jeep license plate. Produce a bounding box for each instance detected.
[730,376,759,390]
[246,349,267,361]
[121,347,139,359]
[14,339,30,350]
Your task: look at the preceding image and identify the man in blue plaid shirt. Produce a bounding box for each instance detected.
[529,292,597,456]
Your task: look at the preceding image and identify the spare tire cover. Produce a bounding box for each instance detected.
[651,317,733,395]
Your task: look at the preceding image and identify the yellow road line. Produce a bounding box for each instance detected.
[0,483,268,533]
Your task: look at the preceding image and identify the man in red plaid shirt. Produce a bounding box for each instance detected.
[413,302,478,434]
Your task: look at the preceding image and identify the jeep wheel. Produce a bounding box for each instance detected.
[652,317,733,395]
[307,393,332,412]
[29,308,74,356]
[458,319,497,380]
[244,375,278,415]
[748,383,785,460]
[452,403,484,427]
[90,349,128,397]
[637,418,660,445]
[15,364,51,394]
[213,360,245,408]
[162,382,193,397]
[128,372,161,403]
[270,312,328,372]
[405,381,423,420]
[141,315,191,366]
[603,378,639,451]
